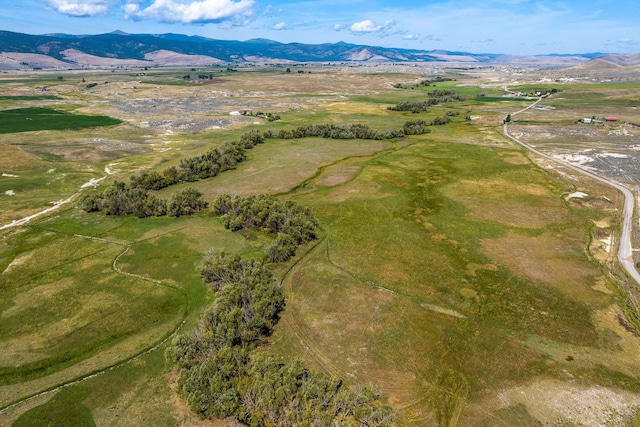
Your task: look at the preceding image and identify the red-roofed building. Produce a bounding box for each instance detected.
[605,117,619,121]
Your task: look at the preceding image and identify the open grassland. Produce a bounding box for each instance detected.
[270,137,638,425]
[2,65,640,426]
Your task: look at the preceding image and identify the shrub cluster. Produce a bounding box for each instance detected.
[212,193,318,262]
[387,101,434,113]
[426,89,466,103]
[167,253,394,426]
[80,183,207,218]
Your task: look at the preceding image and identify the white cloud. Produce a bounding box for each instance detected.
[272,21,287,30]
[124,0,254,25]
[473,38,495,44]
[44,0,115,17]
[349,19,394,35]
[617,38,639,45]
[402,34,419,41]
[262,5,281,17]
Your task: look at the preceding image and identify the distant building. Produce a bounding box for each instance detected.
[605,117,619,122]
[582,118,592,123]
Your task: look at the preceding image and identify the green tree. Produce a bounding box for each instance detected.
[266,233,297,263]
[167,188,208,217]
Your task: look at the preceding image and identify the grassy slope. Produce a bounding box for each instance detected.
[269,135,632,425]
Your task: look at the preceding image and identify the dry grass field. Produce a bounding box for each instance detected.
[2,63,640,426]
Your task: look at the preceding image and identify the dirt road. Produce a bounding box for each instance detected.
[0,169,110,232]
[503,101,640,286]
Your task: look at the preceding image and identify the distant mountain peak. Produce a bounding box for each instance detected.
[245,38,280,45]
[0,30,635,69]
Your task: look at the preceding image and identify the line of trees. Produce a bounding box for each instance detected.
[387,101,434,113]
[426,89,465,102]
[167,253,394,426]
[400,116,452,135]
[97,124,388,203]
[387,89,466,113]
[263,123,385,140]
[212,193,318,262]
[79,131,266,217]
[392,76,455,89]
[129,136,259,192]
[80,182,207,218]
[80,119,434,219]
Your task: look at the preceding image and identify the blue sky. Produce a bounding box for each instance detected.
[1,0,639,55]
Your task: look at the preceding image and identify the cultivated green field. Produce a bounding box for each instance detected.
[2,65,640,426]
[0,107,121,134]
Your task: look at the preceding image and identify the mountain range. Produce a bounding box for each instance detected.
[0,30,637,70]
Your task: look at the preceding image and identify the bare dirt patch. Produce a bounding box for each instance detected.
[497,379,640,426]
[315,165,361,187]
[511,123,640,185]
[2,251,34,274]
[324,178,388,202]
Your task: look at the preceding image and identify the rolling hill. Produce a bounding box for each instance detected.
[0,30,633,69]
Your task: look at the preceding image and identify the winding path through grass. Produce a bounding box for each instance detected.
[0,234,189,415]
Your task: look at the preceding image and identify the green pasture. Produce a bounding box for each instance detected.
[270,137,627,424]
[13,386,95,427]
[0,229,184,386]
[0,107,121,134]
[1,69,640,426]
[0,95,61,101]
[0,209,268,413]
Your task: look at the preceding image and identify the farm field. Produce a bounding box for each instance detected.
[1,64,640,426]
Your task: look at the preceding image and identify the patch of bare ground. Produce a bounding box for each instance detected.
[314,165,361,186]
[590,224,616,265]
[496,379,640,426]
[510,124,620,144]
[17,139,150,162]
